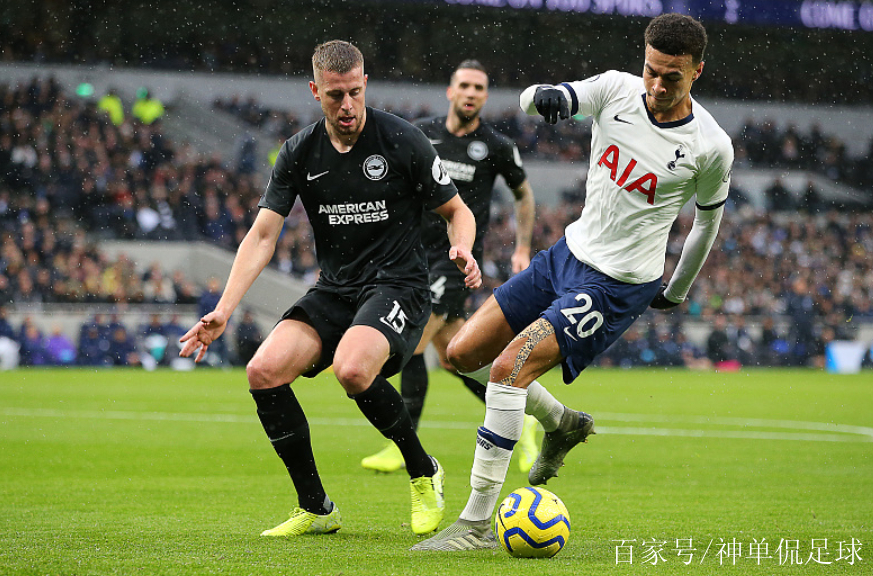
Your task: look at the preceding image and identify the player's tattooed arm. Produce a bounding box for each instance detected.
[500,318,556,386]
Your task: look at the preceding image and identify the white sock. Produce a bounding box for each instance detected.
[461,365,563,432]
[460,382,527,522]
[525,381,565,433]
[459,362,492,386]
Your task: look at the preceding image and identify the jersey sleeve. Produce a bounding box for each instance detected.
[494,136,527,190]
[407,126,459,210]
[695,132,734,208]
[258,140,298,217]
[519,71,630,122]
[561,71,631,120]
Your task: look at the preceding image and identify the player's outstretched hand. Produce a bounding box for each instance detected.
[650,284,681,311]
[533,86,570,125]
[449,246,482,289]
[179,310,229,363]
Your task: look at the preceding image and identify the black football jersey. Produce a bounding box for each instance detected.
[259,107,458,288]
[415,116,527,276]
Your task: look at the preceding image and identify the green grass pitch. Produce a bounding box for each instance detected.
[2,368,870,575]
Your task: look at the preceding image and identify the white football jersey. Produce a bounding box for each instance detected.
[558,71,733,284]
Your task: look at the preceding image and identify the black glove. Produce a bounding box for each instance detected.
[533,86,570,125]
[650,284,681,311]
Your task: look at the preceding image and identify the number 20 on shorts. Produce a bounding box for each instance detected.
[561,293,604,341]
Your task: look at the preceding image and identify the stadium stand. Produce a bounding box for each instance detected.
[1,1,872,372]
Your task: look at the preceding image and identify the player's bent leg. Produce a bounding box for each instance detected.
[489,317,564,389]
[338,326,444,532]
[333,325,391,395]
[413,312,447,356]
[500,318,595,486]
[246,318,322,390]
[446,295,517,374]
[433,319,488,402]
[362,313,444,473]
[246,319,335,526]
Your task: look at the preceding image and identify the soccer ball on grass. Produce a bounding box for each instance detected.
[494,486,571,558]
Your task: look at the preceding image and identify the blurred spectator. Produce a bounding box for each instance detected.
[142,263,176,303]
[19,318,49,366]
[0,306,15,342]
[0,305,18,369]
[234,309,262,365]
[131,87,164,125]
[785,277,817,366]
[97,88,124,125]
[800,180,821,215]
[764,177,793,211]
[706,315,738,369]
[77,323,109,366]
[107,325,140,366]
[45,324,76,365]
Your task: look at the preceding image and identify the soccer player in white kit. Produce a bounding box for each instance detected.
[413,13,733,551]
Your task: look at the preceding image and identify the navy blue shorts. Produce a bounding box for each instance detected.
[494,237,661,383]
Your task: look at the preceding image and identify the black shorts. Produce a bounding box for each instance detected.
[428,270,469,321]
[282,282,431,378]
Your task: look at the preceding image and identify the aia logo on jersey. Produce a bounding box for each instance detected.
[597,144,657,205]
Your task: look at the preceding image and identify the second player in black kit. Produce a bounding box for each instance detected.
[361,60,537,476]
[181,41,481,539]
[416,115,526,309]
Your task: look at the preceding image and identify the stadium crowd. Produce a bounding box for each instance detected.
[213,94,873,192]
[4,0,873,105]
[1,76,872,370]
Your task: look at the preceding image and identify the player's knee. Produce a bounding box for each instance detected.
[438,356,456,372]
[490,352,514,384]
[446,335,475,373]
[246,357,281,390]
[332,360,372,395]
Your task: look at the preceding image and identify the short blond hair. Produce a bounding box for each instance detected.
[312,40,364,79]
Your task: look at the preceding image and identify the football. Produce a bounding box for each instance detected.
[494,486,571,558]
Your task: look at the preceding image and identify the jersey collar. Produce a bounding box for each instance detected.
[641,94,694,129]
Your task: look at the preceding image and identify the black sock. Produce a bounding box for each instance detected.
[250,384,331,515]
[459,374,487,403]
[351,375,435,478]
[400,353,428,430]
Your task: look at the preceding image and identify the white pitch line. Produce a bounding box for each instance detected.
[2,407,872,443]
[593,426,871,443]
[596,412,873,440]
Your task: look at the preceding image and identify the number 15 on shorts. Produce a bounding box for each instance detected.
[561,293,603,341]
[380,300,408,334]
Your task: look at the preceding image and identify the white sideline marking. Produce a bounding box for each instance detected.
[3,407,872,443]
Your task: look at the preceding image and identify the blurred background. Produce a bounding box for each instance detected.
[1,0,871,373]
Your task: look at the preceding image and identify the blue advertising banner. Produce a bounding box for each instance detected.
[382,0,873,32]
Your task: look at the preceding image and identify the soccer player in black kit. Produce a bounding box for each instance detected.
[180,41,481,537]
[361,60,538,475]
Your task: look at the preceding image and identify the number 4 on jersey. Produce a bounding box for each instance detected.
[561,293,603,341]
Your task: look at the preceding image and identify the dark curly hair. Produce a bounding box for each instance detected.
[644,14,708,64]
